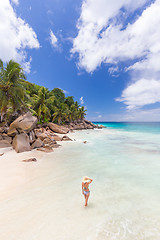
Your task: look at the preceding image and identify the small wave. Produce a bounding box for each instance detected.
[89,217,160,240]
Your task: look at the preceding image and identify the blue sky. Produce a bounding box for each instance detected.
[1,0,160,121]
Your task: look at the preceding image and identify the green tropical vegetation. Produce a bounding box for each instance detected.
[0,59,86,125]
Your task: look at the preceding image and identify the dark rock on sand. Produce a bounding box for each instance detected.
[34,129,47,140]
[29,130,36,143]
[37,147,53,152]
[84,119,95,126]
[43,137,56,147]
[2,135,12,144]
[31,138,44,149]
[62,135,73,141]
[0,128,3,134]
[12,133,31,153]
[63,119,96,130]
[48,122,69,134]
[52,135,62,141]
[51,144,61,148]
[87,125,94,129]
[8,112,38,137]
[7,127,18,137]
[0,127,9,134]
[37,132,48,141]
[0,140,12,148]
[22,158,37,162]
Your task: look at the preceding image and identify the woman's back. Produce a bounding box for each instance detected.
[83,182,89,191]
[82,176,93,206]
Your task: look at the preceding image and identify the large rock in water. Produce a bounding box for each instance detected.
[48,123,69,134]
[8,112,38,137]
[97,125,106,129]
[12,133,31,153]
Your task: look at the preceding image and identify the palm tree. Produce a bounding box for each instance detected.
[32,87,55,122]
[52,103,69,124]
[50,88,65,103]
[74,101,80,109]
[0,59,27,122]
[77,106,86,120]
[67,103,76,122]
[65,96,74,107]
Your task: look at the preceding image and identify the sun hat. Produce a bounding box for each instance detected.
[82,176,89,182]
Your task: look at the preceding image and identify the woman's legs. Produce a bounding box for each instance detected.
[85,192,90,206]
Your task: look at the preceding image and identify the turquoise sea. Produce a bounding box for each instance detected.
[94,121,160,134]
[0,122,160,239]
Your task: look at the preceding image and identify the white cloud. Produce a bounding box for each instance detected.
[72,0,160,111]
[98,115,102,118]
[108,66,119,75]
[71,0,149,72]
[62,89,69,94]
[80,96,84,104]
[128,52,160,73]
[90,108,160,122]
[11,0,19,5]
[0,0,40,72]
[22,56,32,74]
[47,10,53,15]
[125,108,160,122]
[50,30,58,48]
[116,79,160,110]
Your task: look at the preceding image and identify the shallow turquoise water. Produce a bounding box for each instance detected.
[1,125,160,239]
[94,121,160,134]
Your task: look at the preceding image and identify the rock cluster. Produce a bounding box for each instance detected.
[63,119,105,130]
[0,112,106,153]
[0,112,58,153]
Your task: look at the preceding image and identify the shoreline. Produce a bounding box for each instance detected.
[1,125,160,239]
[0,129,94,201]
[0,114,104,200]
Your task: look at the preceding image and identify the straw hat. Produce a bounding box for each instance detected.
[82,176,89,182]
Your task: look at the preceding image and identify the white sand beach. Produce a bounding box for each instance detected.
[0,147,46,201]
[0,128,160,240]
[0,131,79,201]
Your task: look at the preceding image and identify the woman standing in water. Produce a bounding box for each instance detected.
[82,176,93,206]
